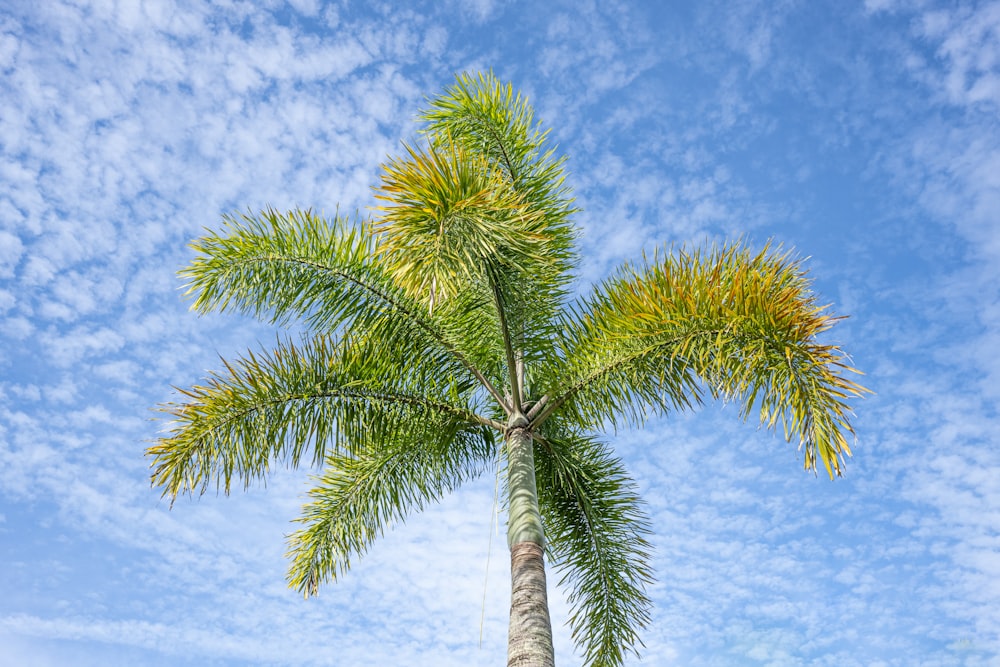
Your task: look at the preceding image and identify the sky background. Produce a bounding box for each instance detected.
[1,0,999,665]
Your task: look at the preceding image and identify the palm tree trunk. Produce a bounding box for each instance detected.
[506,415,554,667]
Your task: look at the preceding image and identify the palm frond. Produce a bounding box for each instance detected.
[184,208,380,331]
[432,277,509,396]
[373,140,546,307]
[419,71,579,363]
[180,207,510,411]
[420,71,576,254]
[534,423,653,667]
[287,422,496,596]
[148,334,496,501]
[536,243,868,477]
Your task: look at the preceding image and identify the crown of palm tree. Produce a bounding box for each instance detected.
[149,71,866,667]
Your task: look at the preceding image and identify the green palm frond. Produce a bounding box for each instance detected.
[180,207,510,410]
[535,243,867,477]
[534,423,653,667]
[432,277,509,394]
[287,420,496,597]
[420,71,579,360]
[184,208,379,331]
[420,72,576,253]
[150,334,495,501]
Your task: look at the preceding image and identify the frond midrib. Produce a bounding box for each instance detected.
[173,386,504,440]
[213,252,509,410]
[535,329,720,426]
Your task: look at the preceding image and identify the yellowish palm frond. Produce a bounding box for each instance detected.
[373,140,545,309]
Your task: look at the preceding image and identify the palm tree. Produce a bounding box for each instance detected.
[148,72,866,667]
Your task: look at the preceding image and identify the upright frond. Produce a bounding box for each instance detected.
[421,72,576,243]
[372,140,545,307]
[418,72,579,362]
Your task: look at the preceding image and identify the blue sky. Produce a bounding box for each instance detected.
[1,0,998,665]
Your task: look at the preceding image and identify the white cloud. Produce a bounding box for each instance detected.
[287,0,321,17]
[1,1,999,665]
[920,3,1000,108]
[0,230,23,277]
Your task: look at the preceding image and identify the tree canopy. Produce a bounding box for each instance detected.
[149,72,866,667]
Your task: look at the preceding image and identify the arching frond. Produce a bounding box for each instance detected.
[180,207,509,411]
[149,334,497,501]
[535,243,868,478]
[185,208,384,332]
[534,424,653,667]
[287,421,496,596]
